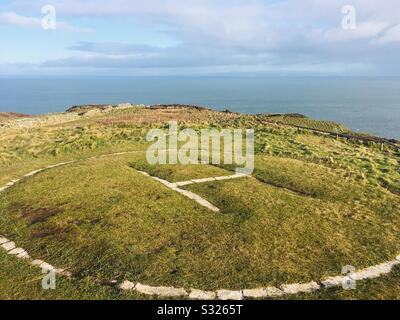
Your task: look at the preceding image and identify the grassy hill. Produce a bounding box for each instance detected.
[0,112,31,122]
[0,105,399,300]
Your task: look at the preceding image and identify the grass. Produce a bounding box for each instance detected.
[0,105,399,299]
[259,114,349,133]
[130,160,232,182]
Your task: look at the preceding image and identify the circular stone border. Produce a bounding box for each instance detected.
[1,151,400,300]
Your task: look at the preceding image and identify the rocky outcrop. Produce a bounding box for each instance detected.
[66,103,136,114]
[0,112,32,121]
[0,103,139,130]
[149,104,211,111]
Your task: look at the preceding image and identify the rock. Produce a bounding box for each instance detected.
[175,189,202,200]
[264,287,284,297]
[17,251,30,259]
[149,104,210,111]
[350,261,399,281]
[232,173,248,179]
[192,178,216,183]
[242,287,283,298]
[66,104,113,113]
[24,169,43,177]
[153,177,177,189]
[137,170,150,177]
[189,289,216,300]
[216,290,243,300]
[321,276,350,288]
[119,280,136,291]
[117,103,134,109]
[1,241,16,252]
[135,283,187,297]
[8,247,25,255]
[321,276,348,288]
[31,259,45,267]
[281,282,320,295]
[55,269,73,277]
[195,199,220,212]
[46,161,73,169]
[175,181,194,187]
[31,260,54,271]
[40,262,55,271]
[0,237,10,245]
[215,176,232,181]
[173,188,220,211]
[242,288,267,298]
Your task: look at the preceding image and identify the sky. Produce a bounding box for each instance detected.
[0,0,399,76]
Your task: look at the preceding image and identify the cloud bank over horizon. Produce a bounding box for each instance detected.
[0,0,399,76]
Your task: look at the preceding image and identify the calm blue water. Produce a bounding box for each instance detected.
[0,77,399,139]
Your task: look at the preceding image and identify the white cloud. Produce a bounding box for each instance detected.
[2,0,400,75]
[319,21,389,43]
[0,11,93,33]
[375,24,400,44]
[0,11,41,28]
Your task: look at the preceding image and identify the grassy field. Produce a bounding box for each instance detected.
[0,105,399,299]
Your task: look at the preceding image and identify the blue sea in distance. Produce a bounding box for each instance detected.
[0,77,399,139]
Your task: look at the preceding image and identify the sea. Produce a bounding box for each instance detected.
[0,76,399,139]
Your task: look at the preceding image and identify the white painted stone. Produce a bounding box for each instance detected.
[242,287,283,298]
[138,170,150,177]
[8,247,25,255]
[119,280,136,291]
[192,178,216,184]
[321,276,348,288]
[215,176,233,181]
[195,198,220,212]
[5,151,400,300]
[55,269,73,277]
[175,189,202,200]
[46,162,73,169]
[135,283,187,297]
[175,181,194,187]
[40,262,55,271]
[1,241,16,252]
[264,287,284,297]
[230,174,247,179]
[242,288,268,298]
[281,282,320,295]
[0,237,9,245]
[189,289,216,300]
[153,177,177,189]
[213,174,248,181]
[350,261,399,281]
[17,251,30,259]
[24,169,43,177]
[216,290,243,300]
[31,259,45,267]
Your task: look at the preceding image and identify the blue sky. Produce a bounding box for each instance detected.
[0,0,399,76]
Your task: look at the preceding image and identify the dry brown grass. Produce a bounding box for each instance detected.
[0,112,31,122]
[95,107,241,126]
